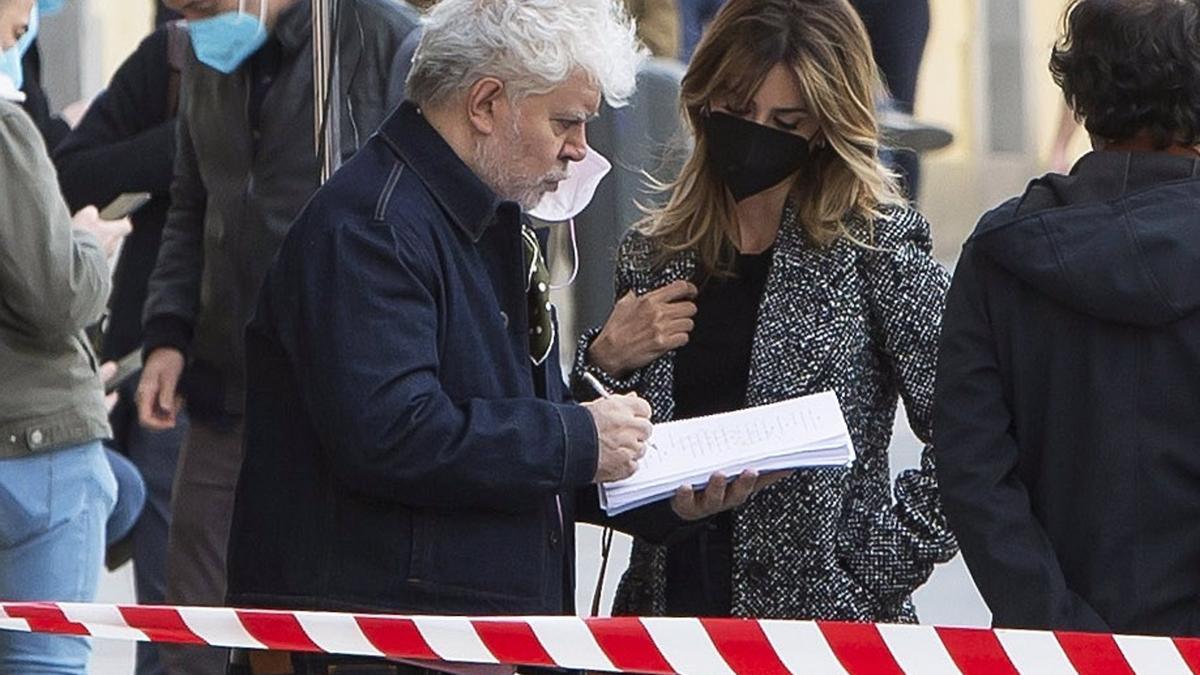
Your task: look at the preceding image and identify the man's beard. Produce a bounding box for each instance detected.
[474,122,569,211]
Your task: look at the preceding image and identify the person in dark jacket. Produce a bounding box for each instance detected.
[53,22,188,675]
[935,0,1200,638]
[228,1,766,671]
[132,1,418,673]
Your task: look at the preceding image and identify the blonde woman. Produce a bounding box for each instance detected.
[572,0,957,621]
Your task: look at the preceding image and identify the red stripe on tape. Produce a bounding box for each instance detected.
[3,603,89,636]
[1175,637,1200,673]
[237,610,322,652]
[1055,631,1134,675]
[819,621,905,675]
[355,617,440,661]
[936,626,1019,675]
[589,618,675,675]
[473,621,556,667]
[701,618,790,675]
[118,606,205,646]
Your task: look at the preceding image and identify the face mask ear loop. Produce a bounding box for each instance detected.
[549,218,580,291]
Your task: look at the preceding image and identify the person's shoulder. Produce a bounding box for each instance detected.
[350,0,421,35]
[966,196,1024,246]
[0,101,41,146]
[131,23,170,60]
[864,204,933,250]
[306,139,442,246]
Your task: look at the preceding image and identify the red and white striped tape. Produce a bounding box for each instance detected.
[1,601,1198,674]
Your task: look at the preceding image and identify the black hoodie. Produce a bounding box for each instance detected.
[935,151,1200,637]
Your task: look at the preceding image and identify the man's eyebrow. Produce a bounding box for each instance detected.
[554,111,600,123]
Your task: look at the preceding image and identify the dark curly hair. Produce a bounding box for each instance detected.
[1050,0,1200,147]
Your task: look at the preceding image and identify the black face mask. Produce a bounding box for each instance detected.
[703,111,813,202]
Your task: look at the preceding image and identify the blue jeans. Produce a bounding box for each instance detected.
[0,441,116,674]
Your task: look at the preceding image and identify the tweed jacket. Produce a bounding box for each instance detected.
[571,204,958,621]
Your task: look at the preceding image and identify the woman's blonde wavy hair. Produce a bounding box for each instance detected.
[638,0,905,276]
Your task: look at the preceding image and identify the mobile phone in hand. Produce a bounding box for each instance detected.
[104,351,143,395]
[99,192,152,221]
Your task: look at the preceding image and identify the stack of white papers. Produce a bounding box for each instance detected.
[600,390,856,516]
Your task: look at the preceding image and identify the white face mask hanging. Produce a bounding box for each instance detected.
[527,146,612,290]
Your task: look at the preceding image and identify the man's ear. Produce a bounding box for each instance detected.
[466,77,506,136]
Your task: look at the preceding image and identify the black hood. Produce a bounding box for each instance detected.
[970,151,1200,326]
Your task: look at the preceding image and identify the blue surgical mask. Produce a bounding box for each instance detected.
[38,0,66,17]
[189,0,269,75]
[0,4,39,91]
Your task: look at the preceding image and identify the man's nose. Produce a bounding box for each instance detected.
[561,125,588,163]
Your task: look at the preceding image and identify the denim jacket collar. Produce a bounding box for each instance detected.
[379,100,512,242]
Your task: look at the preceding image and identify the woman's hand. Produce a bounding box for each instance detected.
[588,280,698,378]
[671,470,793,521]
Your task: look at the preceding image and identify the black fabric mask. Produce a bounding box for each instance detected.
[703,111,812,201]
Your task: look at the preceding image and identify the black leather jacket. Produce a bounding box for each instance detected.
[142,0,417,416]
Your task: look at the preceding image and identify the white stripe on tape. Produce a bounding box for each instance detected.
[526,617,616,672]
[0,611,31,635]
[759,620,848,675]
[58,602,149,643]
[177,607,267,650]
[413,616,499,664]
[994,628,1077,675]
[877,624,961,675]
[641,617,735,675]
[294,611,384,658]
[1114,635,1192,675]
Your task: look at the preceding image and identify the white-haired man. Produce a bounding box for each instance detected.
[224,1,757,672]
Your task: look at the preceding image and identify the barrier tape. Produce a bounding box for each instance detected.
[0,602,1198,674]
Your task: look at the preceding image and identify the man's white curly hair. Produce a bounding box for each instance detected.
[406,0,646,109]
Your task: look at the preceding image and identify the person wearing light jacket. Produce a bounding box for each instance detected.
[0,3,131,671]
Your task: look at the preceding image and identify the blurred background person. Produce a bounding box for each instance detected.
[679,0,724,61]
[625,0,680,59]
[936,0,1200,637]
[850,0,933,199]
[572,0,957,621]
[0,2,132,671]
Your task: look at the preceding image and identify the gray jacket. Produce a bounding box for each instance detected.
[0,101,111,458]
[143,0,418,415]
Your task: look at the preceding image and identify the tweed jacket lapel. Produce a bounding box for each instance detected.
[745,205,857,407]
[627,203,859,419]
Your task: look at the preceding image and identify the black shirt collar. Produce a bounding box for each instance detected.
[379,100,514,242]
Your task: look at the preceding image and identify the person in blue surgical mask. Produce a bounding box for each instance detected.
[133,1,418,673]
[4,0,93,147]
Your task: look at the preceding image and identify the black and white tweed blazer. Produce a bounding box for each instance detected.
[572,204,959,621]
